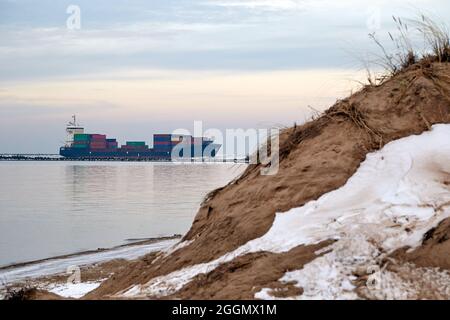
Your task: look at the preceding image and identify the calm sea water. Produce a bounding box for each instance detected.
[0,161,245,267]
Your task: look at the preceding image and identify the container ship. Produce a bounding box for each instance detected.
[59,116,221,160]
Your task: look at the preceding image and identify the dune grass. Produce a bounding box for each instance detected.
[367,15,449,86]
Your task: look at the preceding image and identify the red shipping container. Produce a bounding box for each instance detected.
[90,143,107,148]
[91,134,106,140]
[154,141,172,145]
[154,134,171,137]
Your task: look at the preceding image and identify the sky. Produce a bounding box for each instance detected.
[0,0,449,153]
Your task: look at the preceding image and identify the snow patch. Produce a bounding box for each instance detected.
[45,281,103,299]
[121,125,450,299]
[276,236,376,300]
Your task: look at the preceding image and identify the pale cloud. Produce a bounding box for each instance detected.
[1,0,448,82]
[206,0,307,11]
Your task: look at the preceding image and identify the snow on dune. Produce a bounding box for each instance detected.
[0,239,178,286]
[45,281,104,299]
[121,125,450,299]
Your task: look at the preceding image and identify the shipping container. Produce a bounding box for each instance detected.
[106,138,117,142]
[153,138,171,142]
[153,139,172,144]
[153,134,172,142]
[91,134,106,140]
[73,140,89,145]
[154,145,172,150]
[72,144,89,148]
[90,139,106,143]
[122,145,149,149]
[74,133,91,141]
[90,142,106,146]
[153,141,172,145]
[126,141,146,146]
[90,143,107,148]
[154,134,171,138]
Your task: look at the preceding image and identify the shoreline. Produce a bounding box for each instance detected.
[0,234,181,271]
[0,235,181,287]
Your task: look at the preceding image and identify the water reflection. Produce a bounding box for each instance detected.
[0,162,245,266]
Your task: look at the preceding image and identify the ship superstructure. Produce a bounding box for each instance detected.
[65,115,85,147]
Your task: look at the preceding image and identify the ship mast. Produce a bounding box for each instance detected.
[68,114,78,127]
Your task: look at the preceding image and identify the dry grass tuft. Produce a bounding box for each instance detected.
[366,15,450,86]
[416,15,450,63]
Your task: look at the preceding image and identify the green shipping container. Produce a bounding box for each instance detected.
[74,134,91,141]
[126,141,146,146]
[73,144,89,148]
